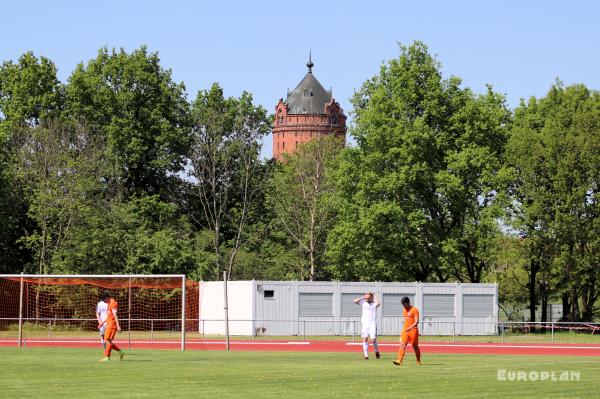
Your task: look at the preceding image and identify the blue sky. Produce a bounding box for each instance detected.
[2,1,599,158]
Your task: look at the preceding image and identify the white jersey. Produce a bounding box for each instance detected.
[96,301,108,323]
[359,299,378,324]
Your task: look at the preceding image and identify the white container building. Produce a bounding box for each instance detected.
[198,281,498,336]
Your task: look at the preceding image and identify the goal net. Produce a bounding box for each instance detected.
[0,274,200,350]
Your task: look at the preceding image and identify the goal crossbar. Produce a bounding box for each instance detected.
[1,274,186,278]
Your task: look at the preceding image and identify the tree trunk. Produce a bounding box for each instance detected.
[213,224,221,280]
[227,162,254,279]
[539,279,548,332]
[462,249,485,283]
[580,283,596,322]
[528,259,538,332]
[570,289,580,322]
[226,202,247,279]
[36,223,47,321]
[561,294,571,322]
[309,249,315,282]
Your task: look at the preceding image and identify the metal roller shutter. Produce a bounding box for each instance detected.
[463,294,494,317]
[299,293,333,317]
[341,293,363,317]
[423,294,455,316]
[382,294,415,316]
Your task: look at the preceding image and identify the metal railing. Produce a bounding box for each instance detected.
[2,318,599,346]
[195,319,600,343]
[0,317,195,348]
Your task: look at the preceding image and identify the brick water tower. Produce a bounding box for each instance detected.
[272,54,347,160]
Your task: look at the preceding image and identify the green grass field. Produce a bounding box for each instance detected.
[1,347,598,398]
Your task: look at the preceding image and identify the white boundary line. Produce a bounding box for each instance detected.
[0,339,182,344]
[0,339,310,346]
[2,339,598,350]
[345,342,600,350]
[200,341,310,346]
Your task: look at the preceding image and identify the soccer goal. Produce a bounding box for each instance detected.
[0,274,200,350]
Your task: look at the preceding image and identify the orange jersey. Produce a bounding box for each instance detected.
[402,306,419,332]
[105,299,118,328]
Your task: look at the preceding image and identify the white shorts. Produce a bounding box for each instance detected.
[361,322,377,339]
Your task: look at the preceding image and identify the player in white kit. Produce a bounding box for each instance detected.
[353,292,380,359]
[96,296,109,349]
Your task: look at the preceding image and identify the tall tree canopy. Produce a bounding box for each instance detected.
[327,42,511,282]
[0,52,63,273]
[65,46,190,197]
[267,136,342,281]
[0,51,63,133]
[187,83,270,279]
[506,82,600,321]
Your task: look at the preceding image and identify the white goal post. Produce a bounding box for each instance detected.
[0,274,199,350]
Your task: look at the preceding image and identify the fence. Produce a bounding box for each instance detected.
[0,316,202,348]
[2,317,599,347]
[195,319,600,343]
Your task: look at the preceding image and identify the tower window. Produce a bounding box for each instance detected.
[283,142,285,150]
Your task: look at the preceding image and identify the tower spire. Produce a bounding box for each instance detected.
[307,50,314,73]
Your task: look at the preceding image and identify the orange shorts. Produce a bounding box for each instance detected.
[104,326,118,341]
[401,329,419,346]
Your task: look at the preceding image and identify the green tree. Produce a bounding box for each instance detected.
[245,227,307,280]
[15,120,105,274]
[187,84,270,279]
[0,51,63,272]
[231,158,309,281]
[328,42,510,282]
[0,51,63,133]
[0,150,30,273]
[493,236,530,320]
[52,195,209,278]
[14,119,206,277]
[267,136,341,281]
[65,46,190,197]
[506,83,600,322]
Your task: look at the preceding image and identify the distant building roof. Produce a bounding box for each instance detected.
[285,54,332,115]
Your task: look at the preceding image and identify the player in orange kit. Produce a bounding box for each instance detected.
[393,296,421,366]
[98,291,125,362]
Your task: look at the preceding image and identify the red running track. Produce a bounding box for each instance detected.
[2,339,600,356]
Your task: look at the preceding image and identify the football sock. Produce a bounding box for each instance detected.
[415,347,421,362]
[363,341,369,357]
[104,343,112,357]
[397,348,405,363]
[373,339,379,353]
